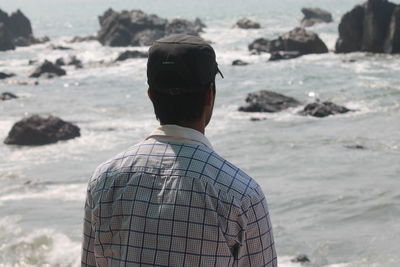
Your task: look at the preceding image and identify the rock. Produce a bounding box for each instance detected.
[97,9,205,47]
[345,144,366,150]
[236,18,261,29]
[250,117,267,121]
[4,115,80,146]
[0,8,48,50]
[299,101,352,117]
[68,35,97,43]
[0,72,16,79]
[336,0,400,53]
[115,50,148,61]
[67,56,83,68]
[48,44,72,50]
[239,90,301,113]
[301,8,333,27]
[269,51,302,61]
[291,254,311,263]
[0,23,15,51]
[232,59,249,66]
[249,27,328,55]
[55,57,66,66]
[29,60,67,78]
[1,92,18,101]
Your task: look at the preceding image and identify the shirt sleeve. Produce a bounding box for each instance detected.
[237,192,278,267]
[81,186,96,267]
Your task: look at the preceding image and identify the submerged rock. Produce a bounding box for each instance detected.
[115,50,148,61]
[301,7,333,27]
[235,18,261,29]
[29,60,67,78]
[68,35,98,43]
[336,0,400,53]
[249,27,328,56]
[291,254,311,263]
[239,90,301,113]
[48,44,72,50]
[97,8,205,47]
[269,51,302,61]
[299,101,352,117]
[232,59,249,66]
[1,92,18,101]
[4,115,80,146]
[0,72,16,79]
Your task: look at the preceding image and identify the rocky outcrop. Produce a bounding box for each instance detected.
[97,9,205,47]
[0,9,49,51]
[235,18,261,29]
[299,101,352,117]
[301,8,333,27]
[1,92,18,101]
[4,115,80,146]
[291,254,311,263]
[269,51,302,61]
[239,90,301,113]
[115,50,148,61]
[29,60,67,78]
[0,72,15,79]
[336,0,400,53]
[232,59,249,66]
[249,27,328,56]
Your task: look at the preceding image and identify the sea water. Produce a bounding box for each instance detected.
[0,0,399,266]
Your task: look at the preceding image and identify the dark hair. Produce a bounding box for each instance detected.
[150,83,215,125]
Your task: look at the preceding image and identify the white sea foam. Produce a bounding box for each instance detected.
[0,183,86,205]
[0,216,80,267]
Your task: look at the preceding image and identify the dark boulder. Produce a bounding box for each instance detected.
[67,56,83,68]
[29,60,67,78]
[269,51,302,61]
[55,58,66,66]
[1,92,18,101]
[336,0,400,53]
[8,9,32,38]
[239,90,301,113]
[0,72,16,79]
[235,18,261,29]
[232,59,249,66]
[115,50,148,61]
[291,254,311,263]
[249,27,328,56]
[301,8,333,27]
[0,23,15,51]
[299,101,352,117]
[4,115,80,146]
[97,9,205,47]
[48,44,72,50]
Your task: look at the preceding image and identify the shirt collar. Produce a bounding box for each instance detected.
[146,124,213,150]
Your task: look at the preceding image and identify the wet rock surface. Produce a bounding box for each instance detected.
[239,90,301,113]
[301,7,333,27]
[336,0,400,53]
[0,72,16,79]
[29,60,67,78]
[4,115,80,146]
[232,59,249,66]
[1,92,18,101]
[97,9,205,47]
[299,101,352,117]
[235,18,261,29]
[249,27,328,56]
[291,254,311,263]
[115,50,148,61]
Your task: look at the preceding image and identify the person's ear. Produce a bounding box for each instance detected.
[205,83,214,106]
[147,88,154,102]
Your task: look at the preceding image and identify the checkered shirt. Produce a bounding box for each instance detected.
[82,125,277,266]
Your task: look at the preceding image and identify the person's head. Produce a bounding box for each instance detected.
[147,34,222,128]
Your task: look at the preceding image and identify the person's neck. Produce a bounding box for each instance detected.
[163,120,205,134]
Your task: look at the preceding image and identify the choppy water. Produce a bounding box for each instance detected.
[1,0,400,266]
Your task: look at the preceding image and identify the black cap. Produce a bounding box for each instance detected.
[147,34,223,95]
